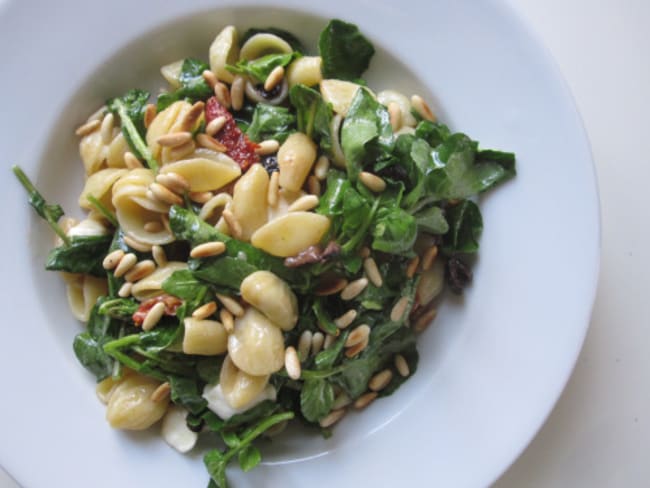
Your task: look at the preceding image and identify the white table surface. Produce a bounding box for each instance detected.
[1,0,648,487]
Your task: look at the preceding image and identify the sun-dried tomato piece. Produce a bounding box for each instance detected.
[205,96,259,171]
[132,295,183,326]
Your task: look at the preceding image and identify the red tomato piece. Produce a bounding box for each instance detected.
[132,295,183,326]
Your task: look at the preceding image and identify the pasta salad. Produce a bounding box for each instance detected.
[14,19,515,487]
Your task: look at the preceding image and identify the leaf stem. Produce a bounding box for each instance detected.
[113,100,159,173]
[86,194,119,227]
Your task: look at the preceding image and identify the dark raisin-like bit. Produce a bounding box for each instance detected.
[261,155,279,174]
[255,83,282,100]
[446,255,472,294]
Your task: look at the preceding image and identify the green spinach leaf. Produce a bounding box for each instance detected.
[442,199,483,253]
[157,58,213,111]
[319,19,375,80]
[289,84,333,151]
[45,234,112,277]
[227,53,300,83]
[246,104,295,143]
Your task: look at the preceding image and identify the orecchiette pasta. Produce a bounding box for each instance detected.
[240,271,298,331]
[286,56,323,88]
[182,317,228,356]
[160,59,184,89]
[231,163,269,241]
[145,101,203,163]
[106,374,169,430]
[159,149,241,193]
[78,168,128,211]
[250,211,330,257]
[79,112,129,175]
[209,25,239,84]
[319,79,366,116]
[277,132,317,192]
[239,33,292,60]
[218,355,270,409]
[66,275,108,322]
[130,261,187,300]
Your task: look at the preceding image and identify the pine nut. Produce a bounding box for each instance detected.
[411,94,436,122]
[86,105,107,123]
[311,332,325,355]
[214,81,231,108]
[157,131,192,148]
[150,382,171,402]
[152,245,167,267]
[161,214,172,234]
[100,113,115,144]
[124,260,156,282]
[202,69,217,88]
[222,209,242,239]
[323,333,336,350]
[285,346,301,380]
[215,293,244,317]
[354,391,378,410]
[192,301,217,320]
[189,191,214,204]
[308,175,321,196]
[332,392,352,410]
[123,235,153,253]
[267,171,280,207]
[264,65,285,92]
[369,369,393,392]
[196,133,227,152]
[255,139,280,155]
[413,308,437,333]
[124,151,144,169]
[298,330,313,360]
[150,182,183,206]
[340,277,368,300]
[314,155,330,180]
[102,249,125,270]
[230,75,246,111]
[168,140,196,161]
[345,336,369,358]
[142,301,166,331]
[388,101,402,131]
[220,309,235,333]
[180,101,205,132]
[143,220,163,233]
[287,195,319,212]
[359,246,370,259]
[315,277,348,296]
[394,354,410,377]
[359,171,386,193]
[363,257,383,287]
[206,115,227,136]
[345,324,371,348]
[113,252,137,278]
[117,281,133,298]
[421,245,439,271]
[390,296,410,322]
[75,119,101,136]
[144,104,157,128]
[406,256,420,278]
[334,309,357,329]
[190,241,226,259]
[319,408,346,428]
[156,172,190,194]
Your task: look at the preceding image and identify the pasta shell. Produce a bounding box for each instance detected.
[239,33,292,61]
[251,212,330,257]
[78,168,127,210]
[231,163,268,241]
[209,25,240,84]
[131,261,187,300]
[160,59,184,89]
[286,56,322,88]
[240,271,298,331]
[160,149,241,192]
[182,318,228,356]
[320,79,369,116]
[106,375,169,430]
[219,355,270,409]
[277,132,317,192]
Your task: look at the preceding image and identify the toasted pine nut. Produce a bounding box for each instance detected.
[196,133,227,152]
[124,151,144,169]
[411,94,436,122]
[75,119,101,136]
[202,69,217,88]
[363,257,383,287]
[315,277,348,296]
[267,171,280,207]
[142,301,166,331]
[150,382,171,402]
[150,182,183,206]
[144,104,157,129]
[323,333,336,350]
[156,172,190,194]
[220,309,235,333]
[180,101,205,132]
[332,392,352,410]
[102,249,125,270]
[255,139,279,155]
[168,140,196,161]
[113,252,137,278]
[214,81,231,108]
[340,277,369,300]
[230,75,246,111]
[311,332,325,355]
[189,191,214,204]
[222,209,242,239]
[319,408,346,428]
[308,175,321,196]
[215,293,244,317]
[124,259,156,282]
[388,101,402,131]
[334,309,357,329]
[421,245,439,271]
[123,235,153,253]
[406,256,420,278]
[285,346,301,380]
[117,281,133,298]
[345,336,368,357]
[390,296,410,322]
[190,241,226,259]
[100,113,115,144]
[287,194,319,212]
[345,324,371,348]
[298,330,313,360]
[353,391,378,410]
[264,65,285,92]
[413,308,437,333]
[314,155,330,180]
[394,354,410,377]
[152,245,167,267]
[143,221,163,233]
[369,369,393,392]
[86,105,107,123]
[157,131,192,148]
[192,301,218,320]
[359,171,386,193]
[206,115,227,136]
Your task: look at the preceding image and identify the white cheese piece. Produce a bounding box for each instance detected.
[202,383,276,420]
[161,405,198,453]
[67,218,108,237]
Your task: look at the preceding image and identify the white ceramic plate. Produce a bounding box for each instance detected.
[0,0,599,487]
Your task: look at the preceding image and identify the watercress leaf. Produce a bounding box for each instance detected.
[300,379,334,422]
[476,148,516,175]
[316,170,350,216]
[242,27,304,52]
[414,205,449,235]
[238,445,262,472]
[442,200,483,254]
[168,375,208,415]
[314,331,348,370]
[73,332,114,381]
[45,234,112,277]
[246,103,295,143]
[371,206,417,255]
[204,449,228,488]
[415,120,451,147]
[221,431,241,449]
[224,400,279,429]
[312,298,338,335]
[196,357,223,384]
[227,53,300,83]
[341,186,371,239]
[162,269,210,301]
[289,84,333,151]
[193,256,258,290]
[319,19,375,80]
[157,58,213,111]
[97,297,139,321]
[139,319,183,351]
